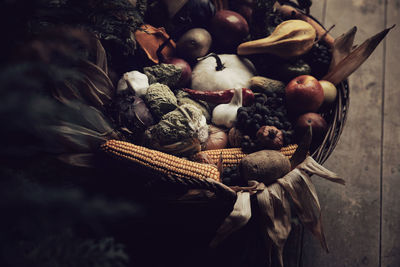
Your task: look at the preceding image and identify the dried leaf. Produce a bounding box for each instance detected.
[43,103,120,167]
[54,60,115,113]
[210,191,252,248]
[323,25,395,85]
[277,156,343,252]
[49,122,108,152]
[134,24,176,64]
[277,168,328,252]
[94,38,108,74]
[290,124,312,169]
[257,183,291,267]
[78,60,114,110]
[328,26,357,72]
[298,157,345,185]
[58,153,96,168]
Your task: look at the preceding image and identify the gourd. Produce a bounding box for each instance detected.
[237,20,316,59]
[249,76,286,95]
[191,53,255,91]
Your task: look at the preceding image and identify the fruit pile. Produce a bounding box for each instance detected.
[113,0,341,187]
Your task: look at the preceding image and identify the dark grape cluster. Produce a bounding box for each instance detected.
[222,166,246,186]
[236,92,294,153]
[304,42,332,79]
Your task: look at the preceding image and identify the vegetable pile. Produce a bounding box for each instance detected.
[109,0,392,187]
[0,1,393,266]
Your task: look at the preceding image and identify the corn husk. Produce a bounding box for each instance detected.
[323,25,395,85]
[53,54,114,113]
[298,157,345,185]
[277,168,328,252]
[212,155,344,263]
[210,191,252,248]
[45,103,122,167]
[277,157,344,253]
[328,26,357,72]
[289,124,312,169]
[257,183,291,267]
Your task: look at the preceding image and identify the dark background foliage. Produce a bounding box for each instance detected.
[0,1,148,266]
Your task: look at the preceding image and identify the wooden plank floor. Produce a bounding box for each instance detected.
[302,0,400,266]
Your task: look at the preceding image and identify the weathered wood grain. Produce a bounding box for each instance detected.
[302,0,386,266]
[381,1,400,267]
[310,0,325,24]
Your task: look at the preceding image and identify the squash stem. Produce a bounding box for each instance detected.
[197,53,226,71]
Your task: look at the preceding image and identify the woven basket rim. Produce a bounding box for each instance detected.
[311,80,349,164]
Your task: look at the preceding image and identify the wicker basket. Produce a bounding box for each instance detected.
[99,83,349,267]
[99,3,350,267]
[312,81,349,164]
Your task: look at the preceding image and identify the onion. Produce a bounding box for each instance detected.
[204,125,228,150]
[132,96,154,129]
[228,127,243,147]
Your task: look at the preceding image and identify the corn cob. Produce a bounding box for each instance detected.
[194,148,246,168]
[101,140,220,181]
[280,144,298,157]
[193,144,299,168]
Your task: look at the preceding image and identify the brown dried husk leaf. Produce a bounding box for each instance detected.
[277,167,328,252]
[211,155,344,262]
[298,157,345,185]
[257,183,291,267]
[289,124,312,169]
[134,24,176,64]
[94,38,109,74]
[210,191,252,248]
[49,104,119,148]
[323,25,394,85]
[277,157,344,252]
[328,26,357,72]
[46,103,122,167]
[53,60,114,113]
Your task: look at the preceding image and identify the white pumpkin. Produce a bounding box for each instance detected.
[191,53,255,91]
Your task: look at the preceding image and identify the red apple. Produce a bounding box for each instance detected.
[210,10,249,49]
[285,75,324,114]
[295,112,328,150]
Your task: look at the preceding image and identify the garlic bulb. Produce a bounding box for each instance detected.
[212,87,243,128]
[117,70,149,97]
